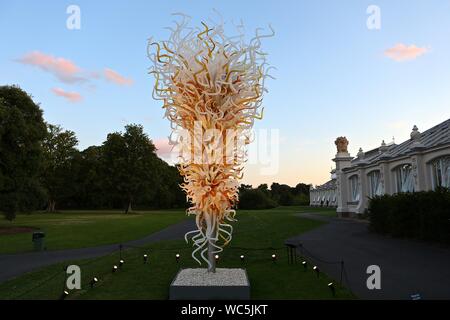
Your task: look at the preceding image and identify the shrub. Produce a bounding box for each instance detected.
[368,188,450,244]
[238,189,277,210]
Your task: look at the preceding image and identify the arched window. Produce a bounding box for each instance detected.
[368,170,383,197]
[395,164,414,193]
[349,175,360,202]
[431,156,450,189]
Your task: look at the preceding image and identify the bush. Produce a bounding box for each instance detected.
[238,189,277,210]
[368,188,450,244]
[292,194,310,206]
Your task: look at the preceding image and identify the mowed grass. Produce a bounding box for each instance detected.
[304,206,338,217]
[0,206,354,300]
[0,210,187,254]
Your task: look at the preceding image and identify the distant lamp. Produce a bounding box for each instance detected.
[302,261,307,271]
[240,255,245,262]
[60,290,69,300]
[328,282,336,297]
[313,265,320,277]
[112,265,118,273]
[119,259,124,267]
[176,253,180,263]
[143,254,148,264]
[271,254,277,262]
[90,277,98,288]
[215,254,219,261]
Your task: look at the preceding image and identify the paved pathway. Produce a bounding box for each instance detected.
[288,213,450,299]
[0,219,195,284]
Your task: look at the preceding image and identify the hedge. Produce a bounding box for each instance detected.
[368,188,450,244]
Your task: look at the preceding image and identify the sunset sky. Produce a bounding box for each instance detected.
[1,0,450,187]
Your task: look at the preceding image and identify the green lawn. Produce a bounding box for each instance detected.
[0,206,354,300]
[303,206,338,217]
[0,210,187,254]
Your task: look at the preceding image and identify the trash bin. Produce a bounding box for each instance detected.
[32,231,45,251]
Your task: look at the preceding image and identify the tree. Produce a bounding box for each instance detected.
[42,124,79,212]
[238,189,277,210]
[0,86,47,220]
[152,159,185,208]
[69,146,105,209]
[102,124,159,213]
[294,183,310,196]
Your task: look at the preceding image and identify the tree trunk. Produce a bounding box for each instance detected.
[47,200,56,213]
[125,200,132,214]
[207,239,216,273]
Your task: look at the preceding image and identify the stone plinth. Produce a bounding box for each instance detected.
[169,268,250,300]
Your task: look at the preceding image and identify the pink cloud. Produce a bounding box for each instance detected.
[17,51,87,83]
[153,138,173,157]
[384,43,429,62]
[104,68,133,85]
[51,87,83,103]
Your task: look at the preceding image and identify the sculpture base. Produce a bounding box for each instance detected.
[169,268,250,300]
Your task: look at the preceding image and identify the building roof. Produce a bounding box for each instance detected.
[314,179,336,190]
[348,118,450,168]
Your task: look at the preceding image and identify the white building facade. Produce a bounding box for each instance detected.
[310,119,450,216]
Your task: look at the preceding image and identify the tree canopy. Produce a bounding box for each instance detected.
[0,85,47,220]
[0,86,311,219]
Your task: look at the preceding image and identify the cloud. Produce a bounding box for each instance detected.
[51,87,83,103]
[104,68,133,85]
[384,43,429,62]
[17,51,87,83]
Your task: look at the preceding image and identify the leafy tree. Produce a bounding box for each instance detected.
[153,159,185,209]
[294,183,311,196]
[42,124,78,212]
[102,124,159,213]
[0,86,47,220]
[69,146,105,209]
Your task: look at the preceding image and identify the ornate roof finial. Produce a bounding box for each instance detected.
[379,140,388,153]
[410,125,420,141]
[357,147,364,158]
[335,136,349,153]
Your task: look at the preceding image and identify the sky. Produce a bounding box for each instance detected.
[1,0,450,187]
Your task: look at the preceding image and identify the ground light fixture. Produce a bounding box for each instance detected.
[302,261,307,270]
[112,265,118,273]
[119,259,124,267]
[240,255,245,262]
[328,282,336,297]
[60,290,69,300]
[272,254,277,262]
[90,277,98,288]
[313,265,320,277]
[143,254,148,264]
[175,253,180,263]
[215,254,219,261]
